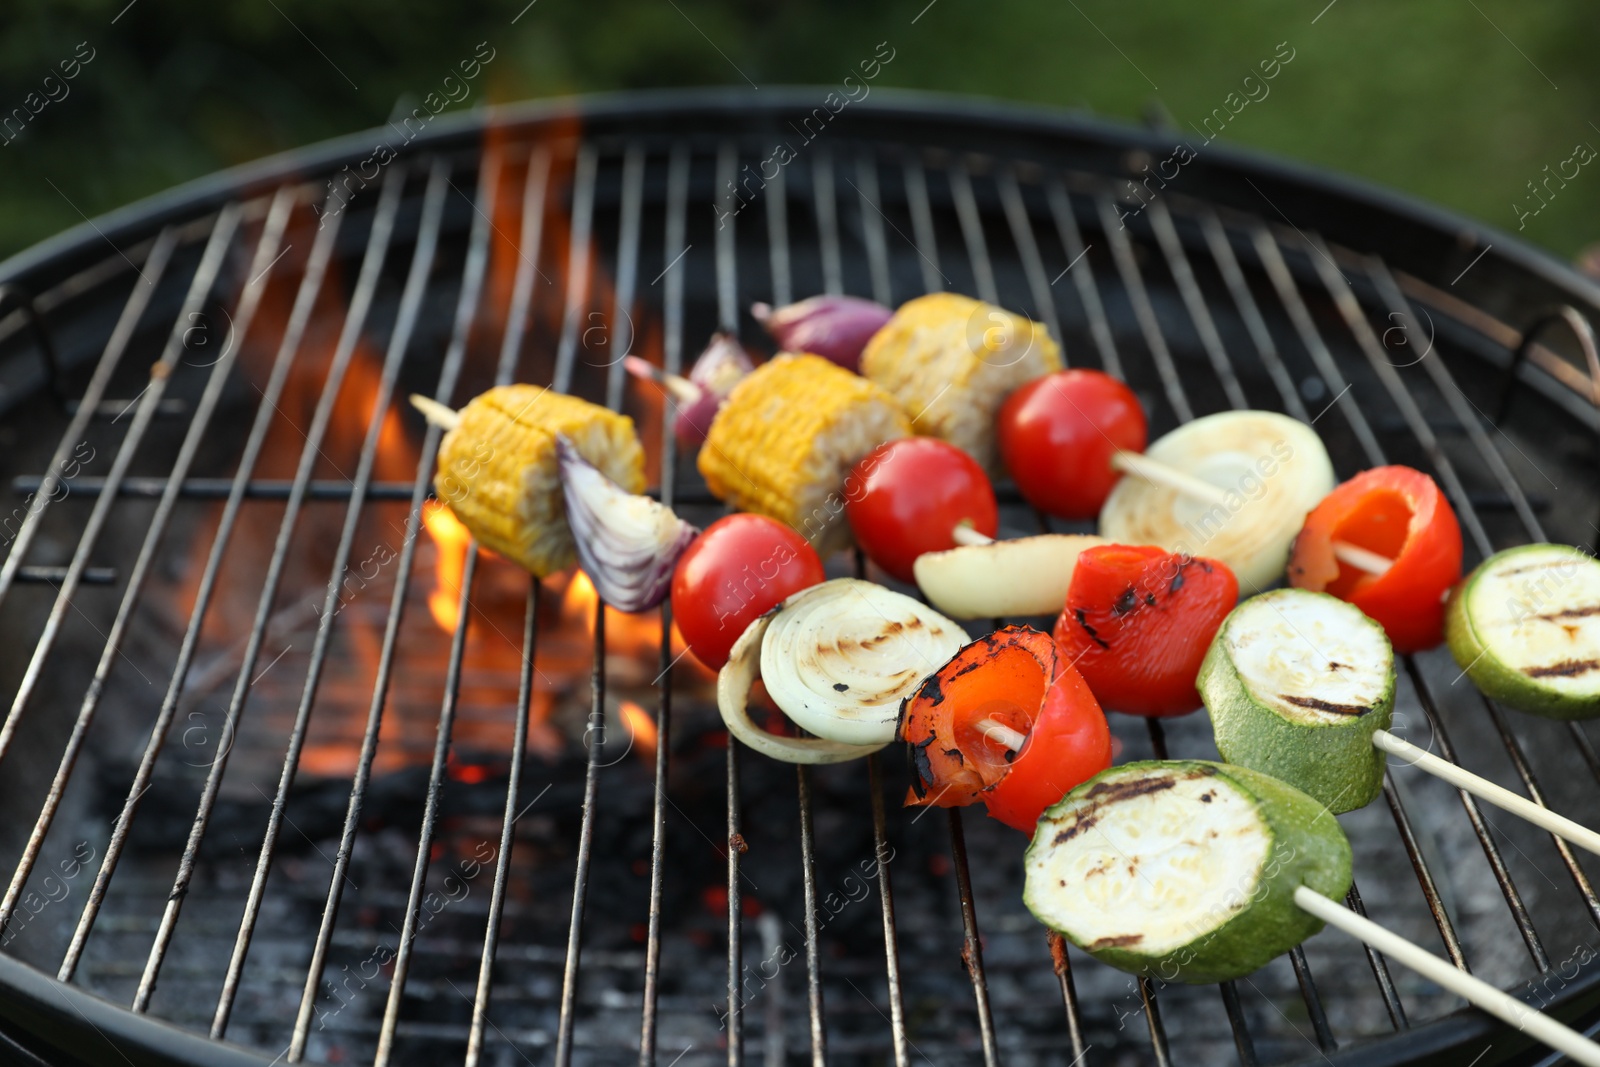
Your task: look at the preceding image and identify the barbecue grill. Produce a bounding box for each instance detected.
[0,87,1598,1067]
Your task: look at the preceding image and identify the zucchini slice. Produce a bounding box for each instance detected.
[1024,760,1352,984]
[1098,410,1334,591]
[1199,589,1395,813]
[1447,544,1600,720]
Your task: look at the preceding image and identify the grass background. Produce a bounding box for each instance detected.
[1,0,1596,260]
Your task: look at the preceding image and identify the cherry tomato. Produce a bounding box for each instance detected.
[1053,544,1238,717]
[671,514,826,670]
[1288,465,1462,653]
[898,626,1112,832]
[998,370,1147,519]
[844,438,998,584]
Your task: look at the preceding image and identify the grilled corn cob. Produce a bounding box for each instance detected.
[435,385,645,577]
[699,354,910,555]
[860,292,1061,469]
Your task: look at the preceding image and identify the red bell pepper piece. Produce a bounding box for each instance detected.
[1052,544,1239,717]
[898,626,1111,833]
[1288,465,1462,653]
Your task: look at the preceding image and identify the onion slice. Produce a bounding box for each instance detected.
[718,610,887,763]
[759,578,968,745]
[557,436,697,613]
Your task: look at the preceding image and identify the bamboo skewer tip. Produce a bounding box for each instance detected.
[410,394,461,431]
[1373,730,1600,857]
[1294,884,1600,1066]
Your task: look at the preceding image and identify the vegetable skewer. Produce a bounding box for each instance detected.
[1027,761,1600,1065]
[1203,588,1600,852]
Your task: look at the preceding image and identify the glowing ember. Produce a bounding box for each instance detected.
[422,499,472,633]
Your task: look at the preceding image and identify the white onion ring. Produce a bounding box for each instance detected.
[759,579,968,746]
[717,610,885,764]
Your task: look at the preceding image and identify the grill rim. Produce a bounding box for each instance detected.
[0,88,1596,1067]
[3,87,1600,362]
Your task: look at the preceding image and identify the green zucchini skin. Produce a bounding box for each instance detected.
[1446,544,1600,720]
[1199,590,1394,814]
[1024,760,1352,985]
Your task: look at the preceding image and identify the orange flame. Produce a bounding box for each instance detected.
[423,499,472,632]
[617,700,658,762]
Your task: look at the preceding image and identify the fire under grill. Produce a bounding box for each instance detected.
[0,90,1598,1067]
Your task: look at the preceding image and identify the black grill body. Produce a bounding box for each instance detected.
[0,89,1596,1067]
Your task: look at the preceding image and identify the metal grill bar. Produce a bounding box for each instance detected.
[726,738,746,1067]
[866,755,909,1067]
[57,191,348,986]
[130,168,408,1015]
[813,149,843,297]
[1146,200,1249,410]
[1400,656,1550,968]
[639,142,689,1067]
[1137,720,1175,1065]
[1481,697,1600,927]
[1219,980,1259,1065]
[948,160,999,306]
[854,154,893,308]
[902,158,943,297]
[720,140,747,1067]
[0,207,240,770]
[948,809,999,1066]
[466,141,552,1067]
[371,151,500,1065]
[996,167,1061,343]
[1097,194,1192,423]
[551,140,612,1067]
[717,143,739,329]
[213,163,452,1038]
[1046,178,1117,376]
[0,191,288,942]
[553,145,598,395]
[0,230,178,612]
[1346,883,1409,1029]
[1196,211,1307,422]
[796,768,827,1066]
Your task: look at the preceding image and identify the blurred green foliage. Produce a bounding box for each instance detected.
[1,0,1596,260]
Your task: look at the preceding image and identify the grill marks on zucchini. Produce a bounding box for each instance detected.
[1199,589,1395,814]
[1525,658,1600,679]
[1447,544,1600,719]
[1023,760,1353,984]
[1281,694,1371,717]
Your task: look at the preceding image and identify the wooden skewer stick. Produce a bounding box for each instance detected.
[1295,885,1600,1066]
[950,523,996,547]
[1373,731,1600,857]
[975,718,1028,752]
[1110,450,1229,506]
[410,394,461,431]
[623,355,700,404]
[1110,449,1395,576]
[1332,540,1394,576]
